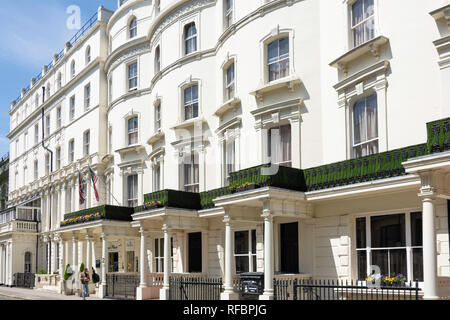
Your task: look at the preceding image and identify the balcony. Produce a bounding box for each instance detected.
[134,190,201,214]
[60,205,134,227]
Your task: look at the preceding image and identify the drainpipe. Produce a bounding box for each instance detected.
[41,86,53,273]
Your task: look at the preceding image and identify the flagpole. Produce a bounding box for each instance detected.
[88,166,122,206]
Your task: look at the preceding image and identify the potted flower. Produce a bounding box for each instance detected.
[235,182,258,193]
[143,200,163,210]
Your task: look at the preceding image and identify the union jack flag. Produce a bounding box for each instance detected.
[89,166,100,202]
[78,171,86,205]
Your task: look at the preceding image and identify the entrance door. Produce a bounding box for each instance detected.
[188,232,202,273]
[108,252,119,272]
[280,222,299,273]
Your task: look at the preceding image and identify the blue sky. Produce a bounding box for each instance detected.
[0,0,117,157]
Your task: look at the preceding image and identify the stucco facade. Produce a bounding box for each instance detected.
[2,0,450,300]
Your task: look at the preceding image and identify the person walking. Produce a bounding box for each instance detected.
[80,268,90,300]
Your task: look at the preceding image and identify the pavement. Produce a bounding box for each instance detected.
[0,285,112,300]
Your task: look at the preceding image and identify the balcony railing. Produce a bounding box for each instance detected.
[427,116,450,154]
[134,190,201,214]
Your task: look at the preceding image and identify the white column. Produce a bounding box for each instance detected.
[289,116,301,169]
[421,195,439,299]
[159,224,171,300]
[60,183,66,222]
[58,237,64,274]
[6,242,12,286]
[64,241,69,271]
[86,234,91,274]
[47,240,51,274]
[72,234,78,271]
[221,213,238,300]
[260,202,274,300]
[137,226,148,300]
[99,232,107,298]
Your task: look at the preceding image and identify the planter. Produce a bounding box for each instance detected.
[235,184,258,193]
[63,280,74,295]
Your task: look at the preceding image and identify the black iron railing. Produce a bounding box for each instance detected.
[276,279,422,301]
[169,276,223,300]
[105,274,139,299]
[13,273,35,288]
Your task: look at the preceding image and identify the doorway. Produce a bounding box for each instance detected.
[188,232,202,273]
[280,222,299,274]
[108,252,119,272]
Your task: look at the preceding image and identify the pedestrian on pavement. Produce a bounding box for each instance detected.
[80,268,90,300]
[92,267,100,287]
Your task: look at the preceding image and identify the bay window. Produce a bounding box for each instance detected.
[352,93,378,158]
[234,230,257,274]
[351,0,375,48]
[356,212,423,282]
[267,37,289,82]
[268,124,292,167]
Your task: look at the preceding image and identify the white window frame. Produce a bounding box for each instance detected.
[129,17,137,39]
[181,143,199,193]
[34,160,38,181]
[224,61,235,101]
[68,139,74,163]
[55,147,61,170]
[84,83,91,111]
[183,84,199,121]
[126,174,138,207]
[154,45,161,74]
[350,0,376,49]
[224,0,233,30]
[354,210,423,284]
[127,116,139,146]
[183,22,198,56]
[45,154,50,175]
[351,93,378,158]
[83,130,90,157]
[85,46,91,65]
[234,229,257,274]
[127,61,138,91]
[155,102,161,131]
[71,60,76,79]
[153,161,161,192]
[267,123,292,167]
[69,96,75,120]
[267,36,290,83]
[154,237,174,273]
[223,135,236,187]
[45,115,51,137]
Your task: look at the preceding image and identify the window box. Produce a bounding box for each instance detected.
[249,75,301,102]
[330,36,389,75]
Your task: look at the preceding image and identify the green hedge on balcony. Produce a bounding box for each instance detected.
[135,190,201,213]
[200,187,232,209]
[228,164,307,192]
[427,117,450,154]
[62,205,133,224]
[304,143,427,191]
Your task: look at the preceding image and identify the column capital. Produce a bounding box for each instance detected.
[100,232,108,240]
[162,224,171,232]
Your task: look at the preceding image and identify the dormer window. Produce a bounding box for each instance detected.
[184,22,197,55]
[129,17,137,39]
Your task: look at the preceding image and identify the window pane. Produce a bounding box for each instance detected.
[268,63,279,82]
[267,41,278,63]
[235,256,249,274]
[371,250,388,276]
[356,217,366,249]
[371,214,405,248]
[412,248,424,281]
[353,99,366,145]
[352,0,363,27]
[389,249,407,277]
[155,239,159,257]
[279,37,289,59]
[234,231,249,254]
[410,212,423,247]
[357,250,367,280]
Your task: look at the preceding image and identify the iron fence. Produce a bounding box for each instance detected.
[169,276,223,300]
[283,279,421,301]
[105,274,139,299]
[13,273,35,288]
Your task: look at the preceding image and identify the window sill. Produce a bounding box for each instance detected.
[250,75,302,102]
[147,129,165,145]
[170,116,206,130]
[214,97,241,117]
[115,144,145,155]
[330,36,390,75]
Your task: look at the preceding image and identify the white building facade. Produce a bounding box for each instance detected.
[2,0,450,300]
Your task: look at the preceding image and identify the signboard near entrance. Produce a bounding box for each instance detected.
[108,241,119,252]
[126,240,134,252]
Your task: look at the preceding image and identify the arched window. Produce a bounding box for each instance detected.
[24,252,32,273]
[352,93,378,158]
[129,17,137,38]
[71,60,76,78]
[154,46,161,73]
[85,46,91,64]
[184,22,197,55]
